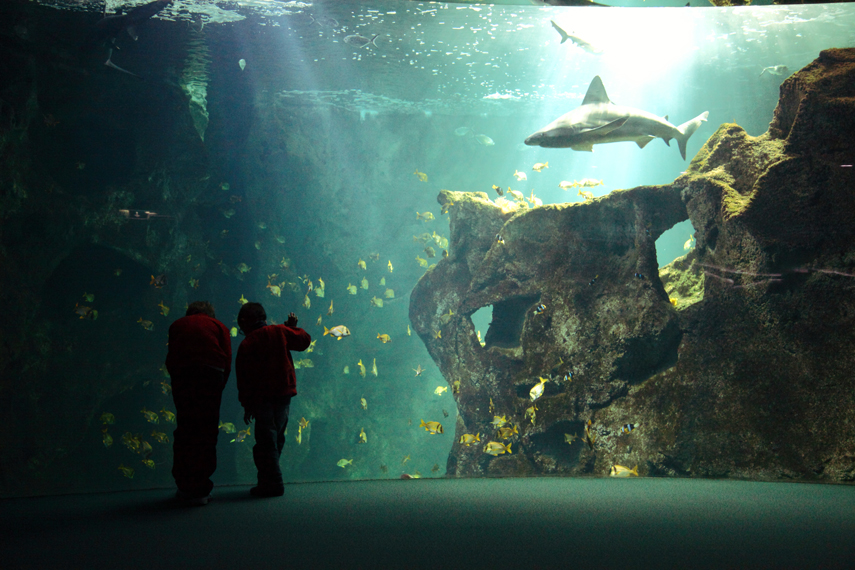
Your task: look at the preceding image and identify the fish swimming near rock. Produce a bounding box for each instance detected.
[549,20,603,54]
[759,65,789,77]
[525,76,709,160]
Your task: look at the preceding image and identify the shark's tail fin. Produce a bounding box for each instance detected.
[675,111,709,160]
[550,20,571,44]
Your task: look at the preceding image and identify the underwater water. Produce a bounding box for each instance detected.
[2,0,855,498]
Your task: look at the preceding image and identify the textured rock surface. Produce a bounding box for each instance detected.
[410,48,855,481]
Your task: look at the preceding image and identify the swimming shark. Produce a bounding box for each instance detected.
[524,76,709,160]
[85,0,172,76]
[550,20,603,54]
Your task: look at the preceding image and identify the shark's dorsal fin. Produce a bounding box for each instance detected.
[582,76,611,106]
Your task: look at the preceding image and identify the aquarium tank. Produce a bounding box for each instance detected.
[1,0,854,499]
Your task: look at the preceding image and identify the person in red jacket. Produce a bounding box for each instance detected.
[236,302,311,497]
[165,301,232,506]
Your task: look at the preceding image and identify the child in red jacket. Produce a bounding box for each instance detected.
[236,302,311,497]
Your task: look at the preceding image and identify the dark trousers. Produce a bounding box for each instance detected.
[171,366,226,498]
[251,398,291,491]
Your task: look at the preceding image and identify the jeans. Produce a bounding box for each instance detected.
[251,398,291,491]
[171,366,226,498]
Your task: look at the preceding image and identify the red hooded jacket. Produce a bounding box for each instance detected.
[165,314,232,380]
[236,324,311,406]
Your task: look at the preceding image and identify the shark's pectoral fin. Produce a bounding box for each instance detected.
[635,136,656,149]
[584,116,629,136]
[663,138,671,147]
[571,142,594,152]
[105,49,141,78]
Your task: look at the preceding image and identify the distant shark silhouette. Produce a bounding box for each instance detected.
[85,0,172,77]
[525,76,709,160]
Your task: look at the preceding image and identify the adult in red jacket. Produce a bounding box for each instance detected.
[165,301,232,505]
[236,302,311,497]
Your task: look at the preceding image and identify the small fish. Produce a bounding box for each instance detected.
[527,191,542,207]
[684,235,695,250]
[82,292,95,303]
[442,249,448,258]
[118,464,135,479]
[525,405,537,425]
[414,169,428,182]
[160,381,171,395]
[358,428,367,444]
[218,422,236,434]
[584,419,597,450]
[316,315,322,326]
[454,126,472,136]
[230,327,238,337]
[513,170,527,181]
[416,256,428,268]
[577,178,603,188]
[343,366,350,375]
[152,430,170,444]
[407,324,412,337]
[356,260,367,272]
[357,359,366,377]
[384,289,395,299]
[441,201,453,215]
[417,211,435,221]
[160,408,176,423]
[496,234,505,245]
[442,409,449,417]
[327,300,334,316]
[388,260,394,273]
[459,433,481,446]
[432,464,440,474]
[402,455,410,465]
[424,246,436,258]
[303,295,311,309]
[222,208,236,219]
[150,274,167,289]
[670,297,678,306]
[101,412,116,425]
[380,463,389,473]
[237,263,251,274]
[759,65,788,77]
[610,464,639,477]
[369,253,380,262]
[377,333,392,343]
[484,441,512,456]
[189,278,200,289]
[564,433,579,445]
[620,423,639,435]
[231,427,250,443]
[307,340,317,353]
[296,426,302,445]
[371,358,378,377]
[433,330,441,339]
[439,309,455,325]
[532,162,548,172]
[370,296,384,308]
[102,431,113,448]
[497,425,518,439]
[559,180,576,190]
[239,294,248,305]
[413,365,425,376]
[492,184,504,196]
[452,380,461,394]
[299,417,309,429]
[434,386,448,396]
[533,303,546,315]
[475,134,494,146]
[142,459,156,470]
[347,283,357,295]
[141,408,159,424]
[361,397,367,410]
[361,277,369,290]
[491,416,508,428]
[530,377,548,402]
[578,190,595,202]
[476,331,483,346]
[337,458,354,468]
[158,301,169,316]
[419,420,443,434]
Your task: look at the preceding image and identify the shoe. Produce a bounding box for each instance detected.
[250,486,284,498]
[176,490,211,506]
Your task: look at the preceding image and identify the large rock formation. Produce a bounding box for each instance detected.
[410,48,855,481]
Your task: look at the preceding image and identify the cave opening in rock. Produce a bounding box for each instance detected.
[478,295,540,350]
[656,219,696,268]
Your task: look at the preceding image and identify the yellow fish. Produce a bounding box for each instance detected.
[358,259,367,270]
[434,386,447,396]
[371,358,378,377]
[525,405,537,425]
[357,359,366,377]
[419,420,443,434]
[610,464,639,477]
[160,408,176,423]
[160,381,171,395]
[532,162,548,172]
[497,425,518,439]
[484,441,512,456]
[337,459,353,468]
[141,408,159,424]
[152,430,170,443]
[155,301,169,316]
[578,189,595,202]
[318,277,325,290]
[413,364,424,376]
[307,340,317,353]
[296,426,302,445]
[343,366,350,375]
[347,283,357,295]
[433,330,441,339]
[189,278,200,289]
[416,256,428,268]
[361,277,369,290]
[327,300,334,315]
[239,294,248,305]
[402,455,410,465]
[670,297,678,307]
[137,318,154,331]
[530,377,548,402]
[82,292,95,303]
[413,169,428,182]
[370,296,383,308]
[324,325,351,340]
[316,315,322,326]
[231,428,251,443]
[267,283,282,297]
[101,412,116,425]
[384,288,395,299]
[236,263,251,274]
[303,295,311,309]
[407,324,411,336]
[230,327,238,337]
[416,211,435,221]
[491,415,508,428]
[299,417,309,429]
[565,433,579,445]
[513,169,527,181]
[360,397,367,410]
[118,464,135,479]
[218,422,236,434]
[684,235,695,250]
[388,260,393,273]
[577,178,603,187]
[452,380,460,394]
[459,433,480,446]
[377,333,392,343]
[358,428,367,444]
[379,277,386,286]
[439,309,455,325]
[558,180,577,190]
[102,430,113,448]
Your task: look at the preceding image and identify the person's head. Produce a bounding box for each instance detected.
[186,301,215,318]
[238,302,267,334]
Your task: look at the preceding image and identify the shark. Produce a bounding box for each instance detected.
[525,76,709,160]
[85,0,172,77]
[550,20,603,54]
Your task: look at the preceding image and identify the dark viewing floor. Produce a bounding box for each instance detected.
[2,477,854,569]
